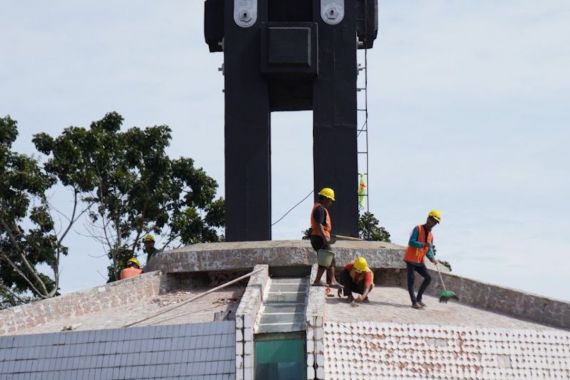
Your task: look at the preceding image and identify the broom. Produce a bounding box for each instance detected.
[435,261,459,303]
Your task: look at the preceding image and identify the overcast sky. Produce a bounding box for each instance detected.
[1,1,569,301]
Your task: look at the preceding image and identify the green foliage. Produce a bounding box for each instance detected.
[0,116,65,308]
[34,112,224,281]
[358,211,391,242]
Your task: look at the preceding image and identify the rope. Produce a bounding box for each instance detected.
[123,267,264,328]
[271,190,314,226]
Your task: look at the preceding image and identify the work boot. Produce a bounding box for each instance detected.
[411,303,422,309]
[417,301,426,308]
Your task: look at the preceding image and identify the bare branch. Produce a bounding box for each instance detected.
[0,218,49,297]
[0,250,45,298]
[0,282,27,304]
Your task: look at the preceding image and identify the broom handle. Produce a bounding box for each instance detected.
[435,262,448,292]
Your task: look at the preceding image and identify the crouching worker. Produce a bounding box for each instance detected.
[310,187,342,288]
[338,257,374,303]
[120,258,143,280]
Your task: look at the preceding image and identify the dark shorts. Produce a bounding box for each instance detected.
[310,235,328,251]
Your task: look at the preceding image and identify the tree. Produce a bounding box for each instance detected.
[358,211,391,242]
[33,112,224,281]
[0,116,70,308]
[302,210,391,242]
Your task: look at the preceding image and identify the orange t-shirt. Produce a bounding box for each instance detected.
[345,263,374,287]
[120,267,142,280]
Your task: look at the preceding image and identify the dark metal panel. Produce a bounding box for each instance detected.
[312,0,359,237]
[224,0,272,241]
[0,322,235,379]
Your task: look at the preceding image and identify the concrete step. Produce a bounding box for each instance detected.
[260,311,305,325]
[256,276,309,334]
[266,291,306,303]
[256,321,306,334]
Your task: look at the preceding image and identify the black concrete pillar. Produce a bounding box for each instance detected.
[224,0,272,241]
[312,0,359,237]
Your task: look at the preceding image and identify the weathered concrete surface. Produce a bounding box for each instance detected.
[147,240,405,273]
[0,271,163,336]
[6,285,244,335]
[423,270,570,330]
[381,268,570,330]
[327,287,562,331]
[147,241,569,330]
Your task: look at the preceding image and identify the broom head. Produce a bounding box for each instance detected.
[439,289,459,303]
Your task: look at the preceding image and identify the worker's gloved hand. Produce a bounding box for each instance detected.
[355,295,363,303]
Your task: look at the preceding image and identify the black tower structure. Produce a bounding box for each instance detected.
[205,0,378,241]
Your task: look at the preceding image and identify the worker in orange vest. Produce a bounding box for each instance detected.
[404,210,441,309]
[120,257,143,280]
[338,256,374,303]
[310,187,342,288]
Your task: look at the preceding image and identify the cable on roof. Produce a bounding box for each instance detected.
[271,190,314,226]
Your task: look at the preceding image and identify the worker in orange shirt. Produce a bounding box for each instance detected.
[338,257,374,303]
[120,258,143,280]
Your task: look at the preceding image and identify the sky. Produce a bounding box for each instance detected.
[1,1,569,301]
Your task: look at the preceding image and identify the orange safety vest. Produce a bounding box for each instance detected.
[310,203,332,240]
[404,225,433,264]
[120,267,142,280]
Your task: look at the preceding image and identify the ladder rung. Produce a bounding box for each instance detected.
[357,108,367,111]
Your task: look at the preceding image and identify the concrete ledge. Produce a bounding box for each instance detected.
[426,270,570,330]
[392,268,570,330]
[0,271,163,336]
[306,265,326,380]
[147,240,405,273]
[235,265,270,380]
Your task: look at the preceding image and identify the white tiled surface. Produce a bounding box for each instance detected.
[325,321,570,379]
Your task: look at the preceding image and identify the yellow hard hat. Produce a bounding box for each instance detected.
[318,187,335,201]
[143,234,155,242]
[127,257,141,267]
[354,256,368,272]
[428,210,442,223]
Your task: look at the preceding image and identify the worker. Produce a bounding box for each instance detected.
[120,258,143,280]
[310,187,342,288]
[143,234,159,264]
[404,210,441,309]
[338,256,374,303]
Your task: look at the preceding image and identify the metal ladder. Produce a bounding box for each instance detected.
[357,47,370,213]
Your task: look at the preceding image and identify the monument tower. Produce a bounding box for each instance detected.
[204,0,378,241]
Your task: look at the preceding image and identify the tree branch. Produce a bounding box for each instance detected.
[0,218,49,297]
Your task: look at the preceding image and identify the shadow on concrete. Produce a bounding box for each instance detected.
[326,297,411,309]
